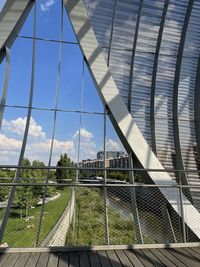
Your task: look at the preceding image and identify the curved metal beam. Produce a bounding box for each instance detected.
[150,0,169,155]
[194,54,200,158]
[107,0,117,67]
[0,0,34,63]
[0,46,10,130]
[172,0,194,186]
[64,0,200,239]
[127,0,143,113]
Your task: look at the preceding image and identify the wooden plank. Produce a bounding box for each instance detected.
[106,250,123,267]
[0,253,11,267]
[88,251,101,267]
[36,253,50,267]
[58,253,69,267]
[47,253,59,267]
[149,248,176,267]
[97,251,112,267]
[184,247,200,261]
[123,250,144,267]
[14,253,30,267]
[114,250,133,267]
[190,246,200,255]
[168,248,200,267]
[132,250,154,267]
[158,249,187,267]
[25,253,40,267]
[3,253,20,267]
[79,252,90,267]
[69,253,79,267]
[141,249,165,267]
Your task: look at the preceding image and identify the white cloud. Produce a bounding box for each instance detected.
[106,138,122,151]
[0,117,75,165]
[73,128,97,160]
[40,0,56,12]
[0,116,123,165]
[73,128,93,140]
[2,117,46,140]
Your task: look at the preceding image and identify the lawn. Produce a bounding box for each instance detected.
[66,188,137,246]
[0,187,71,247]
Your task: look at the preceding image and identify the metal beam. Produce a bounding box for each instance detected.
[0,46,10,130]
[172,0,194,187]
[150,0,169,155]
[127,0,143,113]
[194,54,200,159]
[0,0,34,63]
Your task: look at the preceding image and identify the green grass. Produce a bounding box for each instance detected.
[66,188,137,246]
[0,188,71,247]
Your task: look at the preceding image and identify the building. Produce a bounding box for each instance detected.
[81,152,129,174]
[97,151,126,160]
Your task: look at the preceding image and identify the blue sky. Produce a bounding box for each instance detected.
[0,0,123,165]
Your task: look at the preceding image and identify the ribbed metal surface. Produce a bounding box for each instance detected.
[83,0,200,207]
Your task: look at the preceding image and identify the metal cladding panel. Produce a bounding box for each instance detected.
[83,0,140,106]
[177,0,200,208]
[84,0,200,192]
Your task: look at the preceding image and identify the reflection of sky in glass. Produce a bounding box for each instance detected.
[0,0,6,11]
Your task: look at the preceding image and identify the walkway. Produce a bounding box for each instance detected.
[0,246,200,266]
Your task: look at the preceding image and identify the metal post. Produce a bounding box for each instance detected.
[179,171,186,243]
[128,153,143,244]
[35,0,64,247]
[103,108,109,245]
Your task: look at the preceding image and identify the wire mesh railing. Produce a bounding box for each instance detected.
[0,168,200,248]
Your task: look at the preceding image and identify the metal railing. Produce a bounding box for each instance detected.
[0,168,200,248]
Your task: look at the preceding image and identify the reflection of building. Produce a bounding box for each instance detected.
[97,151,126,160]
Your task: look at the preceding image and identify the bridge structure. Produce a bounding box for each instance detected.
[0,0,200,265]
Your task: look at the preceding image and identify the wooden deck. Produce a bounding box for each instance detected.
[0,246,200,267]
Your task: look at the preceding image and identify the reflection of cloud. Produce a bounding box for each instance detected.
[40,0,56,12]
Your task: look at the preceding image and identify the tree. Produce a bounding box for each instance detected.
[0,169,14,201]
[14,159,40,218]
[55,153,75,183]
